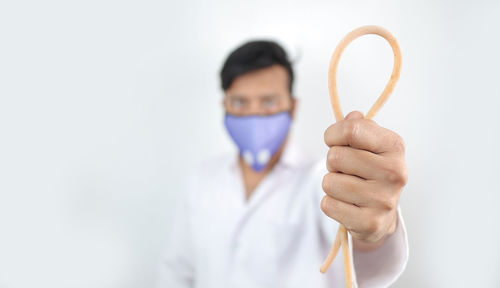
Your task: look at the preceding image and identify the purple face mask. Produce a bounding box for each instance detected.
[224,111,292,172]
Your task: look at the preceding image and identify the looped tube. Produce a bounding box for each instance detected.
[320,25,402,288]
[328,25,402,122]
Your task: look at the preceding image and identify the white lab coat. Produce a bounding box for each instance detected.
[157,143,408,288]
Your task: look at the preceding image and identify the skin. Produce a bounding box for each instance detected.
[223,65,296,199]
[321,111,408,251]
[223,64,408,252]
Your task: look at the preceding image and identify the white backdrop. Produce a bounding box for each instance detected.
[1,0,500,287]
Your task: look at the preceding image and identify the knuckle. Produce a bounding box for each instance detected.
[379,194,398,211]
[385,168,401,184]
[327,146,343,167]
[324,124,335,145]
[387,194,399,210]
[365,216,382,235]
[371,191,392,211]
[392,134,406,154]
[321,174,330,193]
[385,160,408,185]
[343,120,360,145]
[323,173,341,197]
[320,196,330,214]
[399,165,409,186]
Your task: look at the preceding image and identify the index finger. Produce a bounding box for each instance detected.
[324,119,404,155]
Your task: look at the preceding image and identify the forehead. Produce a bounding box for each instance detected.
[226,65,289,97]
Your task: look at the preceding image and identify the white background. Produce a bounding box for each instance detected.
[1,0,500,287]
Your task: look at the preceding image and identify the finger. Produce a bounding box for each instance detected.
[324,118,405,155]
[322,172,396,210]
[322,172,366,207]
[345,110,364,120]
[320,195,367,233]
[322,172,364,207]
[326,146,389,180]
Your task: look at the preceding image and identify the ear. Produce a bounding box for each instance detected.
[222,95,228,110]
[290,97,298,119]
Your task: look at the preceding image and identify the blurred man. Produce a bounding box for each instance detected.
[157,40,408,287]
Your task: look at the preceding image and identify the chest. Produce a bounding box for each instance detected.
[191,166,326,284]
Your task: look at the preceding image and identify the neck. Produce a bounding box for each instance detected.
[239,141,288,201]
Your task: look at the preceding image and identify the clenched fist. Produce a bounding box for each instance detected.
[321,111,408,250]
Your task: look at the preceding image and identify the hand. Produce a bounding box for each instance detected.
[320,111,408,248]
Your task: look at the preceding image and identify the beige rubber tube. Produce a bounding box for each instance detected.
[319,25,402,288]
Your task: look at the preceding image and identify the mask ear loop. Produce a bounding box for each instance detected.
[319,25,402,288]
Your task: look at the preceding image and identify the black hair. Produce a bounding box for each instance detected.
[220,40,294,94]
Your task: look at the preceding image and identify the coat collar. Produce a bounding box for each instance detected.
[229,139,307,172]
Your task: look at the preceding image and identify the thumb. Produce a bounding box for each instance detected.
[345,110,364,120]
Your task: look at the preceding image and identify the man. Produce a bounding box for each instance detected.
[157,40,408,287]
